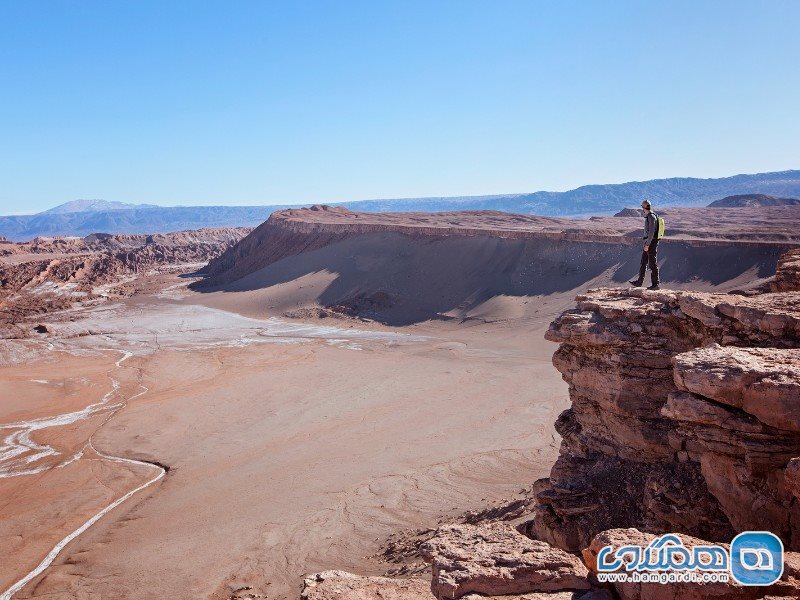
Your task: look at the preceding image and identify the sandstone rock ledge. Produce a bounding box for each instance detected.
[535,284,800,552]
[419,523,591,598]
[302,523,608,599]
[770,248,800,292]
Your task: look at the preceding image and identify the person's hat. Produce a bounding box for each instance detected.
[641,199,652,209]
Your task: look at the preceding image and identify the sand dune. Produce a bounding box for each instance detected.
[197,231,789,325]
[201,205,800,283]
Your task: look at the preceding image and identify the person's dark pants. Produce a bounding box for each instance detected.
[637,239,659,285]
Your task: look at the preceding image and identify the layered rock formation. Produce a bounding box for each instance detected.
[1,229,249,299]
[0,227,249,334]
[770,248,800,292]
[201,205,800,288]
[535,266,800,552]
[419,523,591,598]
[306,522,800,599]
[303,523,608,600]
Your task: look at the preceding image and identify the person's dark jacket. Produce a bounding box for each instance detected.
[643,212,657,245]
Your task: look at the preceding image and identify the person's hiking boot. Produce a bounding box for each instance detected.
[629,279,643,287]
[647,284,660,290]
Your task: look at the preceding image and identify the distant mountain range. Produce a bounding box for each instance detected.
[707,193,800,208]
[1,169,799,241]
[0,205,291,242]
[42,199,160,214]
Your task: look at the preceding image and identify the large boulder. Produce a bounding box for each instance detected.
[420,523,590,599]
[672,344,800,432]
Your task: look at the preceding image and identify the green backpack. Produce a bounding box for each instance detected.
[653,212,666,240]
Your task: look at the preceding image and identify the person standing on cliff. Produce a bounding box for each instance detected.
[629,199,660,290]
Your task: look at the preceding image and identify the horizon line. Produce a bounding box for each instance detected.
[5,167,799,217]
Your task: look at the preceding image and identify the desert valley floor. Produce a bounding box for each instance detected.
[1,284,571,599]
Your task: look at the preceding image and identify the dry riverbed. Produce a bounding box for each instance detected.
[0,291,569,599]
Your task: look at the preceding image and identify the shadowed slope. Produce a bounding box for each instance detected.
[194,207,798,325]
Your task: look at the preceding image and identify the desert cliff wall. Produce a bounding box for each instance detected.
[535,263,800,553]
[200,206,798,293]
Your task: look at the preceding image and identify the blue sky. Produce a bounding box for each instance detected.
[1,1,798,214]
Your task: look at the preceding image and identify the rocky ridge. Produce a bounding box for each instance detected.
[708,194,800,208]
[302,248,800,599]
[201,205,800,287]
[0,227,249,335]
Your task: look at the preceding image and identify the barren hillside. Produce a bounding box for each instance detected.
[195,205,800,325]
[0,228,250,336]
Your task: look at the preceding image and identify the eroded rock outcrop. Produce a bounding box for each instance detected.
[771,248,800,292]
[1,227,250,296]
[534,255,800,553]
[0,227,250,333]
[299,249,800,599]
[420,523,591,599]
[672,344,800,431]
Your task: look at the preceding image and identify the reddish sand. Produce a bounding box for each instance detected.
[1,298,568,599]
